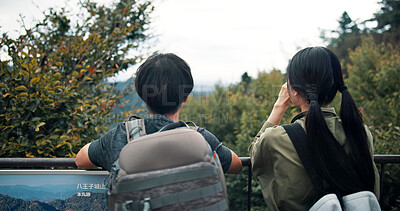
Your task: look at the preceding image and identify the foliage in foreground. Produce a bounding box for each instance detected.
[0,0,153,158]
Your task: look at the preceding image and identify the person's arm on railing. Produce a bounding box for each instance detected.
[227,150,243,174]
[75,143,97,169]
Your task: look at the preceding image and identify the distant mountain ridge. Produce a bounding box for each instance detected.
[109,78,214,116]
[109,77,144,115]
[0,194,57,211]
[0,193,107,211]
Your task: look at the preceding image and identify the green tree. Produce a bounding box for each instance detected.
[375,0,400,32]
[322,1,400,68]
[0,0,154,158]
[372,0,400,45]
[320,11,364,72]
[338,11,360,34]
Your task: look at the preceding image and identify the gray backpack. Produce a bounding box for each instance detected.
[107,119,229,211]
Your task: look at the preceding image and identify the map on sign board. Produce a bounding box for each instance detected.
[0,170,109,211]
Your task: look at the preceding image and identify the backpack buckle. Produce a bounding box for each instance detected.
[140,197,151,211]
[129,125,143,139]
[121,200,133,211]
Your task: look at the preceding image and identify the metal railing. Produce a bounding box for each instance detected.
[0,158,77,168]
[1,155,399,210]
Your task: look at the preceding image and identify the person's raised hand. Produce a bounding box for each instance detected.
[267,82,292,125]
[274,82,291,110]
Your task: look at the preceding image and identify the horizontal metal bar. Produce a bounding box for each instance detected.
[240,157,251,167]
[239,155,400,167]
[0,169,109,175]
[0,158,76,168]
[0,155,398,168]
[373,155,400,164]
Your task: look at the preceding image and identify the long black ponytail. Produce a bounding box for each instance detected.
[287,47,375,195]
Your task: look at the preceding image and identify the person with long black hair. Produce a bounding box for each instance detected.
[249,47,379,210]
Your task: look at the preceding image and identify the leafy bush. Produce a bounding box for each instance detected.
[0,0,154,158]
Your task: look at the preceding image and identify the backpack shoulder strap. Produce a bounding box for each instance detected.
[125,119,146,143]
[282,123,323,190]
[158,121,200,132]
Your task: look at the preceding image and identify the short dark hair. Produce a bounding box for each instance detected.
[135,53,194,115]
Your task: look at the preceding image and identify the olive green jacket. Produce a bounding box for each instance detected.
[249,107,380,211]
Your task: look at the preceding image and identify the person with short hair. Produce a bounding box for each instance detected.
[76,53,242,174]
[249,47,379,210]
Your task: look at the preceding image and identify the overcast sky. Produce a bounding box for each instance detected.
[0,0,381,86]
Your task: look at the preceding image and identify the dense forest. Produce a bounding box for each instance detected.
[1,0,399,210]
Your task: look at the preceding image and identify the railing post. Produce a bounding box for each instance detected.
[380,163,385,202]
[240,157,252,211]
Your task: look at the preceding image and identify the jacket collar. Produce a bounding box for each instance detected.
[291,107,337,123]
